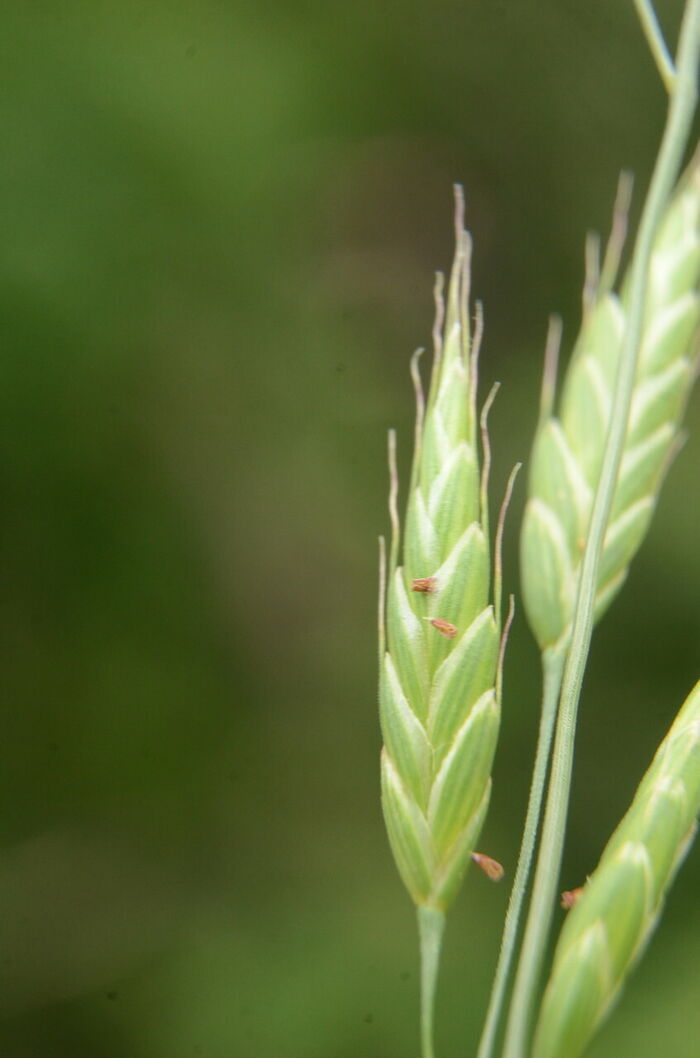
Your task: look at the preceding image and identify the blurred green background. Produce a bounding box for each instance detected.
[1,1,698,1055]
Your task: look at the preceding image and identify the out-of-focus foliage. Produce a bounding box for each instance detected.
[0,1,697,1056]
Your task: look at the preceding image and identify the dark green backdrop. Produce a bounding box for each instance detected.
[1,1,698,1055]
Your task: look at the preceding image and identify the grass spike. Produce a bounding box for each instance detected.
[533,681,700,1058]
[379,189,508,1058]
[521,149,700,655]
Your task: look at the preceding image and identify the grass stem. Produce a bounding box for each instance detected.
[475,648,565,1058]
[418,906,446,1058]
[635,0,676,92]
[501,3,700,1055]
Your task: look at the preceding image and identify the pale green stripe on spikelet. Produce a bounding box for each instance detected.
[379,191,505,912]
[521,155,700,652]
[532,680,700,1058]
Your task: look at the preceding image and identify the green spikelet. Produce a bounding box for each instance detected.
[532,680,700,1058]
[521,155,700,652]
[379,190,510,913]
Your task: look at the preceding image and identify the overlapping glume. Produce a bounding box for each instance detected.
[379,195,509,911]
[521,155,700,651]
[533,680,700,1058]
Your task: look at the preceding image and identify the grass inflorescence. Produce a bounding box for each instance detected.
[533,680,700,1058]
[521,153,700,655]
[376,4,700,1058]
[379,190,515,1057]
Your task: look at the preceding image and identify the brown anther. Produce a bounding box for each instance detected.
[411,577,437,594]
[560,886,584,910]
[471,852,505,882]
[427,618,458,639]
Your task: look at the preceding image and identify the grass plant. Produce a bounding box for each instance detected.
[378,191,515,1058]
[503,3,700,1052]
[377,2,700,1056]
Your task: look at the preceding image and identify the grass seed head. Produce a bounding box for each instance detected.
[521,155,700,652]
[379,190,510,911]
[533,680,700,1058]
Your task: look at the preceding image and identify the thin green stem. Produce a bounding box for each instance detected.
[635,0,677,91]
[502,4,700,1056]
[418,906,446,1058]
[476,648,565,1058]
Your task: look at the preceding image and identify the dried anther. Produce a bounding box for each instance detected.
[411,577,437,594]
[471,852,505,882]
[426,617,458,639]
[560,886,584,910]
